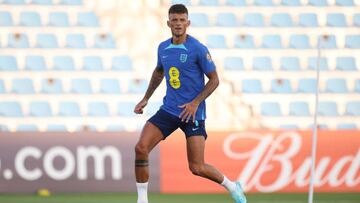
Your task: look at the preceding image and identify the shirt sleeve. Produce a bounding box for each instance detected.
[156,44,163,69]
[197,45,216,74]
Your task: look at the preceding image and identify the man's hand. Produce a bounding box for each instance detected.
[134,99,148,114]
[178,101,199,123]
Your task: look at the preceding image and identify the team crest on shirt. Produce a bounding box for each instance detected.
[179,54,187,63]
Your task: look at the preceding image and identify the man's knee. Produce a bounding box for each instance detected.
[135,143,148,157]
[189,163,205,176]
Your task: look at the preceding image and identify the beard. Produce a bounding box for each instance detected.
[172,29,186,38]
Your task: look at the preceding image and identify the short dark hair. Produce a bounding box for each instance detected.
[168,4,188,15]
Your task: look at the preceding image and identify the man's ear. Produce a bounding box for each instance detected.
[167,20,170,28]
[187,20,191,27]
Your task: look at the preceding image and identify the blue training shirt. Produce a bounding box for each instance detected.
[156,35,216,120]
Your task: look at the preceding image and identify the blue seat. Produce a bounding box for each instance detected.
[327,13,347,27]
[66,34,86,48]
[336,0,354,6]
[226,0,246,6]
[318,35,337,49]
[346,101,360,116]
[309,0,328,6]
[17,124,38,131]
[199,0,219,6]
[41,78,63,93]
[281,0,301,6]
[0,11,13,26]
[0,101,22,117]
[224,57,244,71]
[280,57,300,71]
[325,78,348,93]
[29,101,52,117]
[234,35,255,48]
[171,0,191,6]
[271,79,292,93]
[308,57,329,70]
[254,0,273,6]
[83,56,103,71]
[308,124,328,129]
[112,56,133,71]
[128,79,147,94]
[244,13,264,27]
[59,101,81,116]
[241,79,262,93]
[337,123,357,129]
[318,101,338,116]
[345,35,360,48]
[145,102,162,116]
[49,12,69,27]
[271,13,293,27]
[117,101,136,116]
[0,80,4,93]
[47,125,67,132]
[336,57,356,71]
[0,56,18,71]
[289,34,311,49]
[59,0,82,5]
[189,13,209,27]
[298,78,317,93]
[70,79,92,94]
[100,79,121,94]
[94,33,116,48]
[36,34,58,48]
[253,57,272,71]
[31,0,52,4]
[261,35,282,48]
[206,34,226,48]
[25,55,46,71]
[299,13,318,27]
[216,13,238,27]
[106,124,125,132]
[0,125,9,131]
[88,102,109,116]
[3,0,25,4]
[53,56,75,71]
[261,102,282,116]
[354,14,360,27]
[77,12,98,26]
[289,102,310,116]
[355,79,360,93]
[12,78,34,94]
[19,12,41,26]
[8,33,29,48]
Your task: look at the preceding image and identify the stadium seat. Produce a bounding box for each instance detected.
[70,79,92,94]
[77,12,99,27]
[308,124,328,129]
[226,0,246,6]
[3,0,25,4]
[106,124,125,132]
[41,78,63,94]
[253,57,272,71]
[345,101,360,116]
[280,57,300,71]
[189,13,209,27]
[171,0,191,6]
[234,35,255,48]
[88,102,109,116]
[145,102,162,116]
[299,13,318,27]
[29,101,52,117]
[8,33,29,48]
[336,57,356,71]
[308,0,328,6]
[17,124,38,131]
[58,101,81,116]
[271,13,293,27]
[254,0,273,6]
[199,0,219,6]
[206,35,227,48]
[345,35,360,48]
[19,12,41,26]
[83,56,103,71]
[25,55,46,71]
[261,102,282,116]
[337,123,357,129]
[355,79,360,93]
[319,35,337,49]
[112,56,133,71]
[261,35,282,48]
[53,56,75,70]
[325,78,348,93]
[327,13,347,27]
[0,80,4,93]
[66,34,86,48]
[289,34,311,49]
[0,11,13,26]
[271,79,292,93]
[118,101,136,116]
[298,78,317,93]
[47,125,67,132]
[308,57,329,70]
[243,13,264,27]
[100,79,121,94]
[36,34,59,48]
[281,0,301,6]
[318,101,338,116]
[0,101,22,117]
[241,79,262,93]
[128,79,147,94]
[49,12,70,27]
[12,79,35,94]
[0,56,18,71]
[59,0,82,5]
[31,0,52,4]
[336,0,354,6]
[94,33,116,48]
[216,13,238,27]
[0,125,9,131]
[279,124,299,129]
[289,102,310,116]
[354,14,360,27]
[224,57,244,71]
[76,125,97,132]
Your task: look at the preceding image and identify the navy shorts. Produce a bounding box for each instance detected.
[148,109,207,139]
